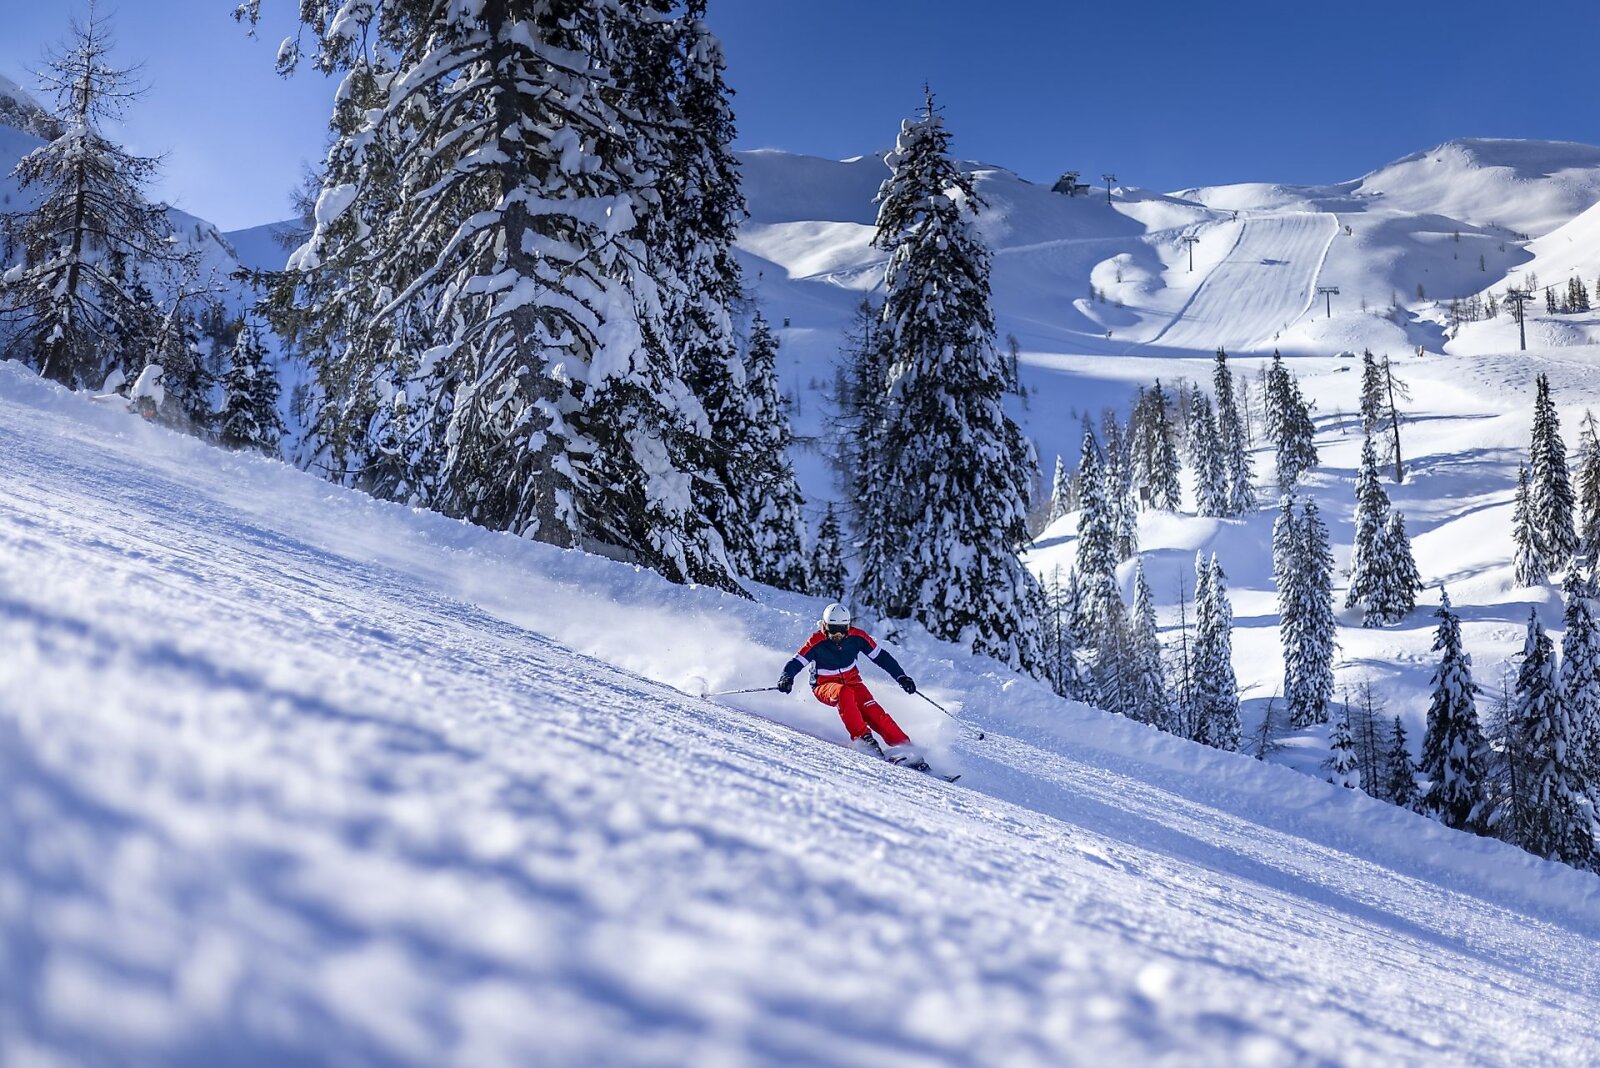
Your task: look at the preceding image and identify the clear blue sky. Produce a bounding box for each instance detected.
[1,1,1592,230]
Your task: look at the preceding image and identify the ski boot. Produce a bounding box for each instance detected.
[851,733,887,760]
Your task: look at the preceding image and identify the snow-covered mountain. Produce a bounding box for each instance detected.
[7,359,1600,1065]
[0,73,61,142]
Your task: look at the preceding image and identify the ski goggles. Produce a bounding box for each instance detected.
[825,623,850,638]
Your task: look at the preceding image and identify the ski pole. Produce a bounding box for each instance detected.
[916,691,985,740]
[702,685,784,699]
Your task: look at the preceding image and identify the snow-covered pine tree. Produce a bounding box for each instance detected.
[1050,454,1072,523]
[1386,715,1421,811]
[1420,590,1489,832]
[1213,348,1255,515]
[1142,378,1183,510]
[218,318,285,454]
[1359,349,1384,435]
[0,9,198,390]
[1111,463,1139,562]
[1530,373,1579,569]
[1282,498,1335,727]
[1263,352,1318,493]
[1187,390,1227,517]
[1577,409,1600,572]
[1561,571,1600,793]
[1089,587,1133,719]
[1509,608,1596,865]
[1128,556,1172,729]
[837,297,901,613]
[254,0,741,591]
[1513,465,1549,587]
[1371,510,1422,624]
[1074,428,1120,634]
[1041,566,1085,700]
[737,313,809,591]
[1192,552,1241,751]
[866,91,1040,670]
[1328,699,1361,789]
[810,504,846,601]
[1346,433,1392,615]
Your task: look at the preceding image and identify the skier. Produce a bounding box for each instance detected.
[777,603,926,767]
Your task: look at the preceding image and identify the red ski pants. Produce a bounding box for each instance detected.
[814,680,910,747]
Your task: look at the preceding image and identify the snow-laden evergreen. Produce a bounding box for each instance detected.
[809,504,846,602]
[861,93,1040,670]
[218,318,284,454]
[1212,349,1255,515]
[258,0,742,591]
[1509,609,1596,865]
[1387,716,1422,811]
[1513,465,1550,587]
[1049,453,1071,522]
[735,314,809,591]
[1561,572,1600,793]
[1343,433,1420,626]
[0,11,197,392]
[1191,551,1240,751]
[1530,373,1579,570]
[1276,496,1335,728]
[1328,701,1361,789]
[1186,389,1227,517]
[1359,349,1385,436]
[1073,428,1119,632]
[1420,591,1489,832]
[1128,557,1172,729]
[1578,410,1600,572]
[1264,351,1318,493]
[1134,378,1182,511]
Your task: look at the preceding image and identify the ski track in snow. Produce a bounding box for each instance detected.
[1142,213,1340,353]
[5,366,1600,1065]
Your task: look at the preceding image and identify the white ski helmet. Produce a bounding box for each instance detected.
[820,603,851,635]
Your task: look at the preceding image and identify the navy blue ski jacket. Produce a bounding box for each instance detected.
[781,628,908,688]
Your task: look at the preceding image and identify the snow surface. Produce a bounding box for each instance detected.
[7,359,1600,1065]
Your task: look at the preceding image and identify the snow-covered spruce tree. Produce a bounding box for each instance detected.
[1128,556,1173,729]
[1187,390,1227,517]
[1140,378,1183,510]
[1041,566,1085,700]
[1264,351,1318,493]
[737,313,809,590]
[810,503,847,602]
[1577,410,1600,572]
[1512,465,1549,587]
[0,10,197,390]
[1561,570,1600,792]
[1192,551,1241,751]
[219,318,285,454]
[1074,428,1119,630]
[1277,497,1335,728]
[1346,434,1392,615]
[1359,349,1384,435]
[1089,587,1134,719]
[1112,463,1139,562]
[253,0,741,591]
[1050,453,1072,523]
[1509,608,1596,865]
[1213,348,1255,515]
[1530,373,1579,569]
[1373,511,1422,624]
[1420,590,1489,832]
[836,297,901,613]
[1386,715,1422,811]
[1328,700,1361,789]
[864,92,1040,669]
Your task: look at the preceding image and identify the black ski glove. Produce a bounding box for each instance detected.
[898,675,916,694]
[777,673,794,694]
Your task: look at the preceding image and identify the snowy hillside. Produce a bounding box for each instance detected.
[8,361,1600,1064]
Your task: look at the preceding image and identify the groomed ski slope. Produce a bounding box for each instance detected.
[1140,213,1339,353]
[5,362,1600,1066]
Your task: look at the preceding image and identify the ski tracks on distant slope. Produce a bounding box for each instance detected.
[1136,212,1339,353]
